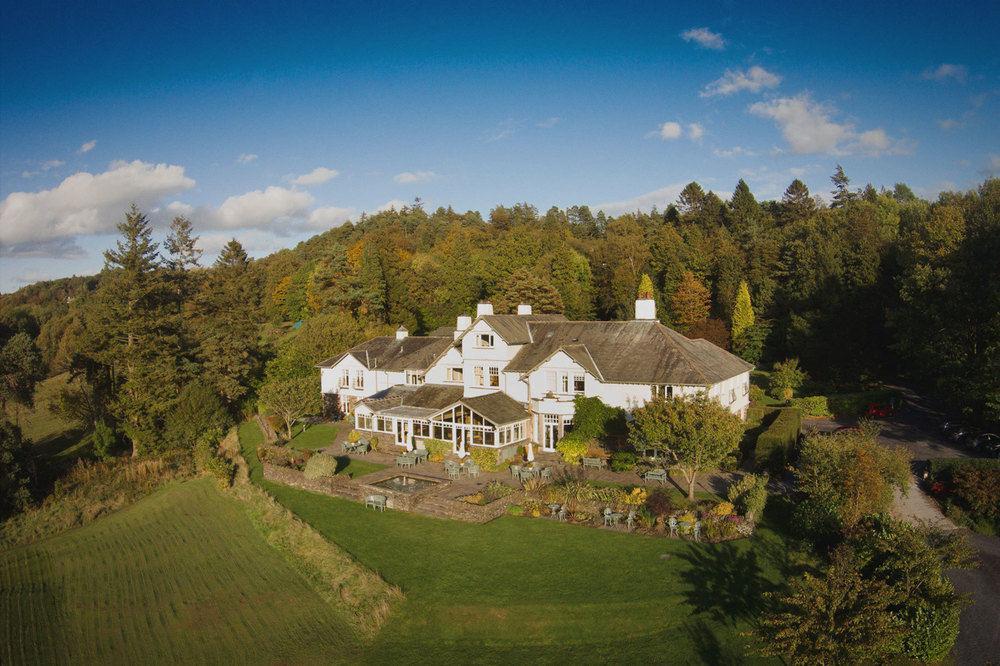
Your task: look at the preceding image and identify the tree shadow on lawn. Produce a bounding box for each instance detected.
[682,618,750,665]
[676,541,771,627]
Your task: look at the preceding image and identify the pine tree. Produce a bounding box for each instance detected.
[163,216,202,271]
[637,274,655,299]
[355,245,388,321]
[731,281,754,342]
[727,179,764,241]
[493,268,564,314]
[676,182,706,215]
[670,271,711,331]
[831,165,857,208]
[87,205,185,456]
[781,179,817,223]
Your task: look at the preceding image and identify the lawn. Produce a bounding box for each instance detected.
[5,373,88,459]
[0,478,359,664]
[240,421,794,663]
[283,422,385,478]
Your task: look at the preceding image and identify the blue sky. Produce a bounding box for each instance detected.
[1,0,998,291]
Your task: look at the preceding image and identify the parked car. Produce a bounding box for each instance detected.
[970,433,999,456]
[941,420,962,434]
[866,402,894,418]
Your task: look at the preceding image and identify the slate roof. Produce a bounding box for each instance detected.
[475,313,568,344]
[358,383,465,412]
[317,334,454,372]
[459,391,530,425]
[504,320,752,385]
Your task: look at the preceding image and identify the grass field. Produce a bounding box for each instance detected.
[4,373,87,459]
[240,421,795,663]
[0,478,359,665]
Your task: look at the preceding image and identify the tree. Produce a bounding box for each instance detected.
[733,320,770,365]
[768,358,807,400]
[781,179,817,223]
[259,376,322,440]
[628,395,744,499]
[492,268,564,314]
[830,164,857,208]
[670,271,711,331]
[793,428,910,538]
[637,274,654,299]
[0,419,33,519]
[163,216,202,270]
[730,281,754,342]
[755,547,903,665]
[676,182,706,216]
[0,332,44,413]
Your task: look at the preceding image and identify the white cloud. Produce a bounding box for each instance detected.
[701,66,782,97]
[713,146,757,158]
[78,140,97,154]
[658,122,683,140]
[536,116,561,128]
[680,27,725,50]
[595,183,687,215]
[212,186,314,229]
[237,153,258,164]
[290,166,340,186]
[748,93,910,156]
[394,170,437,184]
[20,159,66,179]
[376,199,408,212]
[0,160,195,248]
[307,205,355,228]
[687,123,704,140]
[985,154,1000,177]
[921,64,967,83]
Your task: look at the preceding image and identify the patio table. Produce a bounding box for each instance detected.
[412,449,428,464]
[608,512,624,527]
[644,468,668,484]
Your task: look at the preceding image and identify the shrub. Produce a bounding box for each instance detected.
[790,395,832,418]
[749,384,766,403]
[90,419,117,461]
[754,407,801,473]
[622,487,648,507]
[347,430,362,444]
[303,452,339,479]
[710,501,734,517]
[257,443,312,469]
[900,601,961,663]
[194,429,235,487]
[507,504,524,516]
[164,382,231,451]
[556,433,590,465]
[422,438,451,462]
[368,435,380,452]
[571,396,627,444]
[470,446,503,472]
[727,473,768,521]
[610,451,638,472]
[703,516,742,542]
[767,358,807,400]
[952,466,1000,519]
[645,489,674,517]
[826,389,901,417]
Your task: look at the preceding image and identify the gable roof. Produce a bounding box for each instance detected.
[458,391,530,425]
[360,384,528,425]
[317,334,454,372]
[471,313,567,345]
[505,320,752,385]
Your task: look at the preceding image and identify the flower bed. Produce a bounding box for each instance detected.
[461,480,516,506]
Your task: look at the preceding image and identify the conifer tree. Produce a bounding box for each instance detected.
[831,165,857,208]
[493,268,564,314]
[163,216,202,271]
[731,281,754,342]
[637,273,655,299]
[781,179,817,223]
[670,271,711,331]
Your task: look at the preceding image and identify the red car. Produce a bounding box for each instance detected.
[865,402,894,418]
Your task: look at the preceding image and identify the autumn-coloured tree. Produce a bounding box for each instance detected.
[637,273,655,299]
[731,280,754,342]
[670,271,711,331]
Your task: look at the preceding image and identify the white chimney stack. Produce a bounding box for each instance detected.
[517,303,533,316]
[395,326,409,340]
[455,315,472,339]
[476,302,494,317]
[635,298,656,321]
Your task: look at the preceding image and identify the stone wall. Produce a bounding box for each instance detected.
[262,463,359,501]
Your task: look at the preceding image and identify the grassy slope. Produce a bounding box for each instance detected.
[241,421,789,664]
[0,478,358,665]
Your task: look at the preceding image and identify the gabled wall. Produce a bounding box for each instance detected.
[461,319,523,397]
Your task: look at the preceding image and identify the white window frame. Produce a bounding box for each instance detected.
[474,365,485,386]
[488,366,500,387]
[476,333,495,349]
[406,370,425,386]
[353,371,364,390]
[339,369,349,388]
[446,366,463,383]
[573,374,585,394]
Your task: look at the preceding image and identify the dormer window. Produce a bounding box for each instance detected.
[446,367,463,383]
[406,371,425,386]
[652,384,672,399]
[476,333,495,349]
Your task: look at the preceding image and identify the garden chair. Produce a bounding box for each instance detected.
[447,466,461,480]
[396,455,415,469]
[693,520,701,542]
[413,448,428,464]
[625,509,635,531]
[603,508,613,527]
[355,442,370,455]
[643,468,667,485]
[557,505,568,522]
[510,464,522,478]
[364,494,387,511]
[465,462,480,478]
[668,516,678,537]
[547,503,561,518]
[540,467,552,480]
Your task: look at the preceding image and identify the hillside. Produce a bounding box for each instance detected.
[0,478,360,664]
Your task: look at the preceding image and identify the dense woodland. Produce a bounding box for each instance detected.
[1,168,998,505]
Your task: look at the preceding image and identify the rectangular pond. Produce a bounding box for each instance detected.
[370,475,442,494]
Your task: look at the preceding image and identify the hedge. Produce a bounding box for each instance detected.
[754,407,802,473]
[789,396,832,418]
[826,389,901,417]
[926,457,1000,482]
[470,446,504,472]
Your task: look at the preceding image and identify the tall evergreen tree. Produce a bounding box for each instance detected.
[493,268,564,314]
[163,216,202,270]
[731,281,755,341]
[781,179,817,224]
[831,165,857,208]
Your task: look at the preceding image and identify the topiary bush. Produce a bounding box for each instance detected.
[303,452,339,479]
[754,407,801,473]
[556,433,590,464]
[727,473,769,521]
[749,384,766,403]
